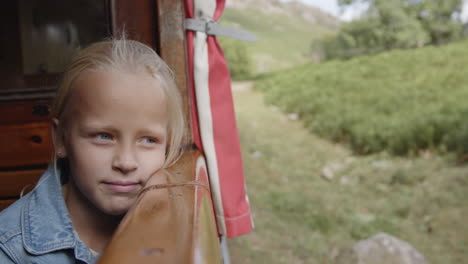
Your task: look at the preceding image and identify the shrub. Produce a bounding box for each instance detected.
[256,40,468,156]
[218,37,253,80]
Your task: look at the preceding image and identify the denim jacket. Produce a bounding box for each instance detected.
[0,167,99,263]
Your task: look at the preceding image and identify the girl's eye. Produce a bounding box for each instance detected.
[141,137,157,144]
[95,133,113,141]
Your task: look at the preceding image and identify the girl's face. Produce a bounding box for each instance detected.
[56,70,168,216]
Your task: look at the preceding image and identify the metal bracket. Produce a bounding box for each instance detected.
[185,18,258,42]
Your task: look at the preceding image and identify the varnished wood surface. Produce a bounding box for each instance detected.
[155,0,191,136]
[192,155,223,263]
[0,101,50,125]
[0,199,15,211]
[0,169,44,197]
[0,122,53,167]
[195,194,223,263]
[113,0,157,49]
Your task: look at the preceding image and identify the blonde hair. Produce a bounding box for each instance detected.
[52,38,185,171]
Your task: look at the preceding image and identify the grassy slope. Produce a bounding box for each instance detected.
[255,40,468,156]
[220,8,333,72]
[229,83,467,264]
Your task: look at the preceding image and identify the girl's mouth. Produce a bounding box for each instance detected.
[103,181,140,193]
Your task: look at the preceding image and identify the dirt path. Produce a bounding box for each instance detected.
[231,81,253,92]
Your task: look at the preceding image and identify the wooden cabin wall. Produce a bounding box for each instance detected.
[0,0,191,211]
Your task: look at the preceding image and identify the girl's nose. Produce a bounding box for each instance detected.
[112,146,138,174]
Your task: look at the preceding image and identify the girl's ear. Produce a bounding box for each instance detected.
[51,118,67,158]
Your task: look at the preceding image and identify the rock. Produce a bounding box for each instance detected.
[321,162,346,181]
[321,166,335,181]
[333,233,429,264]
[329,163,345,171]
[287,113,299,121]
[251,150,262,159]
[340,176,350,185]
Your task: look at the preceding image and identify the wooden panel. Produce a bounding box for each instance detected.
[0,100,51,125]
[0,199,16,211]
[0,122,53,167]
[194,194,222,263]
[113,0,157,49]
[192,154,222,263]
[0,169,44,197]
[155,0,191,139]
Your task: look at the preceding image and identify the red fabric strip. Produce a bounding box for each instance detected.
[206,34,253,238]
[184,0,253,238]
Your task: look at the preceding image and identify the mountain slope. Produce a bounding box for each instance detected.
[220,0,339,73]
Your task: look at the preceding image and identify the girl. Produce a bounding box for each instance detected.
[0,38,185,263]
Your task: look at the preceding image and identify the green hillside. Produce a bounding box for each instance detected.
[220,8,335,73]
[256,40,468,157]
[230,83,468,264]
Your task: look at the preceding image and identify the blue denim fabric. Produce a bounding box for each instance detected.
[0,167,99,264]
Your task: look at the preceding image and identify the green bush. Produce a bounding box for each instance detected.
[218,37,253,80]
[256,40,468,156]
[320,0,464,60]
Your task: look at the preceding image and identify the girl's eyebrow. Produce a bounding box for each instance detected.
[138,127,167,138]
[81,123,166,137]
[79,124,119,134]
[80,122,115,130]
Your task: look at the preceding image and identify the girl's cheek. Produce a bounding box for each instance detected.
[139,149,166,165]
[72,141,113,161]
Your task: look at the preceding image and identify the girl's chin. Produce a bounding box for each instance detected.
[104,208,129,217]
[102,203,132,216]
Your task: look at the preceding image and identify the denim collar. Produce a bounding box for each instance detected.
[21,166,98,263]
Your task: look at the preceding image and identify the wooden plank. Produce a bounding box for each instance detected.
[0,100,51,125]
[0,169,44,197]
[192,153,222,263]
[0,199,16,211]
[155,0,191,139]
[0,122,53,167]
[112,0,158,49]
